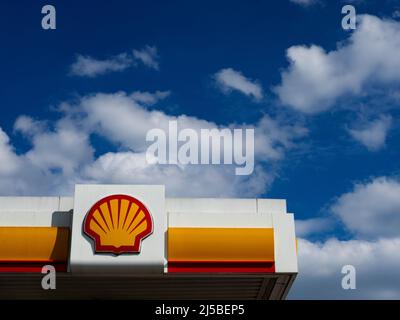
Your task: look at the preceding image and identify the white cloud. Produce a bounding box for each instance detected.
[0,91,306,197]
[214,68,263,101]
[70,53,133,77]
[290,174,400,299]
[331,177,400,239]
[0,128,21,176]
[133,45,159,70]
[348,115,392,151]
[254,115,308,160]
[0,127,74,195]
[14,115,46,136]
[83,152,272,197]
[295,217,333,238]
[76,91,185,151]
[290,0,317,6]
[70,91,305,159]
[130,90,170,105]
[274,15,400,113]
[23,119,94,176]
[393,10,400,19]
[70,45,160,77]
[289,237,400,299]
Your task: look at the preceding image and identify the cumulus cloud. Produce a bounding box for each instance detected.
[331,176,400,239]
[70,45,160,77]
[22,119,94,176]
[130,90,170,106]
[274,15,400,113]
[0,128,21,176]
[0,91,306,197]
[70,53,133,77]
[214,68,263,101]
[290,0,317,6]
[289,237,400,299]
[254,116,307,160]
[289,174,400,299]
[83,152,272,197]
[14,115,46,136]
[133,45,159,70]
[295,217,333,238]
[348,115,392,151]
[69,91,306,159]
[0,126,81,195]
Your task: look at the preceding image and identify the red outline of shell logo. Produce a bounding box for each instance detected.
[84,194,153,254]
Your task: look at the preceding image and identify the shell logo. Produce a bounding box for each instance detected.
[83,194,153,255]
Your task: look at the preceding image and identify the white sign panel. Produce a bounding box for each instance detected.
[69,185,166,273]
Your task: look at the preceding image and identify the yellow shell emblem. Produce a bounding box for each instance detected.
[84,194,153,254]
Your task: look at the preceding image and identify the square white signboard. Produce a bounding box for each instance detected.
[69,184,166,273]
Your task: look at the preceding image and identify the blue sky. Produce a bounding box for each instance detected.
[1,0,400,298]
